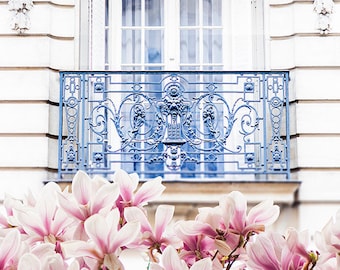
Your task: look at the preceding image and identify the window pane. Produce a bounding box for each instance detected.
[145,0,163,26]
[180,29,199,64]
[203,29,222,63]
[122,30,141,63]
[180,0,198,26]
[203,0,221,26]
[145,30,163,63]
[122,0,141,26]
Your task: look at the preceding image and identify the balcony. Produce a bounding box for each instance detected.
[58,71,290,182]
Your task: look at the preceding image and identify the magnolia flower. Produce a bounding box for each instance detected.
[113,169,165,220]
[223,191,280,238]
[176,208,240,268]
[174,220,215,266]
[247,229,319,270]
[314,210,340,268]
[246,232,283,270]
[13,182,75,246]
[62,208,141,269]
[57,170,120,240]
[150,245,213,270]
[124,205,181,262]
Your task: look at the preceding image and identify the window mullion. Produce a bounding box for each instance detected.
[164,0,179,70]
[141,0,145,68]
[199,0,204,70]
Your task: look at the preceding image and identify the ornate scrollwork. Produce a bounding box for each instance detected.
[59,72,290,179]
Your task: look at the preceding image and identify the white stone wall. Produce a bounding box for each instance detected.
[0,0,76,198]
[269,0,340,232]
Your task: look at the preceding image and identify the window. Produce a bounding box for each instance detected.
[88,0,261,71]
[73,0,275,181]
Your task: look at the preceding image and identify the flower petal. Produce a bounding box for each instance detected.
[72,170,92,205]
[18,253,41,270]
[84,214,109,253]
[227,191,246,232]
[247,200,280,226]
[90,182,120,215]
[0,230,21,268]
[110,221,141,253]
[57,191,86,221]
[134,177,165,206]
[155,205,174,241]
[190,258,212,270]
[161,245,188,270]
[61,240,102,259]
[247,234,281,270]
[114,169,138,202]
[124,206,152,233]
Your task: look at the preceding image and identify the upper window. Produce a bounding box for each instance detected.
[89,0,261,71]
[108,0,224,71]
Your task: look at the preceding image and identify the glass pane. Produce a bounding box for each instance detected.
[203,29,222,63]
[180,0,198,26]
[180,29,199,64]
[122,30,141,64]
[203,0,221,26]
[122,0,141,26]
[145,0,163,26]
[145,30,163,64]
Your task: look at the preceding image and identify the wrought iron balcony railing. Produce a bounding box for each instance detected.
[58,71,290,181]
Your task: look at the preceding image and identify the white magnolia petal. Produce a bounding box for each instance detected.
[134,177,165,206]
[161,245,188,270]
[90,182,120,214]
[72,171,92,205]
[113,169,138,202]
[13,207,47,237]
[154,205,174,241]
[0,229,21,265]
[109,221,141,253]
[61,240,101,259]
[247,200,280,226]
[190,258,212,270]
[84,214,109,252]
[18,253,41,270]
[124,206,152,233]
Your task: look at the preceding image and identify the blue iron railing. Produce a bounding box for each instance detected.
[58,71,290,181]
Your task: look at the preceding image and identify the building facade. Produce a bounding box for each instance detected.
[1,0,340,234]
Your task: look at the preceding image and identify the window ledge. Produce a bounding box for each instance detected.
[154,181,301,205]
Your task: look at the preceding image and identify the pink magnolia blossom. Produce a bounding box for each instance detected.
[61,208,141,269]
[124,205,181,262]
[247,229,319,270]
[174,220,216,266]
[57,170,120,239]
[113,169,165,221]
[223,191,280,237]
[13,182,75,247]
[313,211,340,269]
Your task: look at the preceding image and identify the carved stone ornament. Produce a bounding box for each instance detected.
[313,0,334,35]
[8,0,34,33]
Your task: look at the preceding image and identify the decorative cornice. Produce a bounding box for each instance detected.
[313,0,334,35]
[8,0,34,33]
